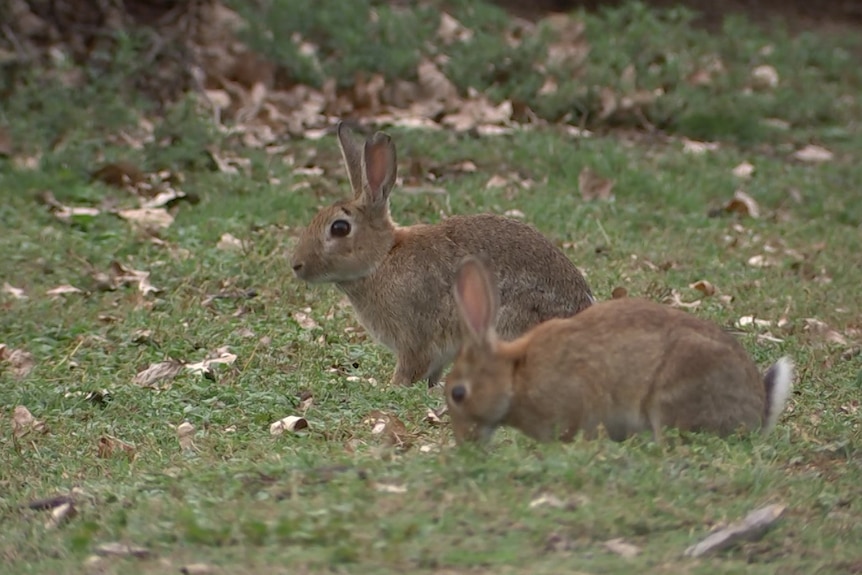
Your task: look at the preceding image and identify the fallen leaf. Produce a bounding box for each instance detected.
[746,254,774,268]
[12,405,46,437]
[485,174,508,189]
[732,162,755,179]
[100,261,161,296]
[736,316,773,328]
[529,494,567,509]
[750,65,779,90]
[417,58,459,104]
[97,435,136,461]
[504,209,525,219]
[1,345,36,379]
[3,282,27,299]
[132,360,184,388]
[91,161,146,189]
[270,415,309,435]
[117,207,174,230]
[93,542,152,559]
[804,318,848,345]
[365,410,412,449]
[53,205,101,224]
[27,495,75,511]
[682,139,720,155]
[425,408,444,425]
[44,501,76,530]
[724,190,760,218]
[578,167,615,201]
[181,564,219,575]
[46,284,84,297]
[793,144,833,163]
[374,483,407,494]
[177,421,197,452]
[216,233,244,251]
[292,310,319,330]
[689,280,716,297]
[185,347,238,376]
[684,503,786,558]
[603,538,640,559]
[437,12,473,44]
[665,289,701,309]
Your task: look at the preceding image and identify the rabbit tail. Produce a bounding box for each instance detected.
[762,356,794,436]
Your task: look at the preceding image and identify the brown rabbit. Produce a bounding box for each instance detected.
[290,123,594,387]
[445,256,794,444]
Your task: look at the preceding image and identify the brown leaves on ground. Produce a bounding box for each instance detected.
[12,405,47,438]
[97,435,137,461]
[684,503,786,558]
[93,261,161,296]
[1,344,36,379]
[578,167,615,202]
[133,360,184,388]
[365,410,414,450]
[270,415,310,436]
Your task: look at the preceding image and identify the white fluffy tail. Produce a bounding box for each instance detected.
[762,356,794,436]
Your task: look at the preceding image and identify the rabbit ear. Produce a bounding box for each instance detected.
[360,131,397,208]
[454,257,499,345]
[337,122,364,199]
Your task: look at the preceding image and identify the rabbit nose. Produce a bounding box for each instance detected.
[292,263,303,272]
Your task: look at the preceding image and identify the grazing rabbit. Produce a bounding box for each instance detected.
[445,256,794,444]
[290,123,594,387]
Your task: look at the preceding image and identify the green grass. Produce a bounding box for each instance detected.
[3,2,862,574]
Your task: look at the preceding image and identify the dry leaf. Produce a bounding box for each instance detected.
[504,209,525,219]
[365,410,412,449]
[3,282,27,299]
[45,501,76,530]
[793,145,833,163]
[101,261,161,296]
[804,318,848,345]
[724,190,760,218]
[91,161,146,189]
[53,206,101,223]
[578,167,615,201]
[603,538,640,559]
[736,316,773,328]
[185,347,237,376]
[665,289,701,309]
[177,421,197,452]
[270,415,309,435]
[374,483,407,494]
[425,408,444,425]
[417,58,459,104]
[133,360,183,387]
[684,504,786,557]
[117,208,174,230]
[93,542,152,559]
[732,162,755,179]
[485,174,508,189]
[611,286,628,299]
[437,12,473,44]
[46,284,84,297]
[181,564,219,575]
[746,254,774,268]
[12,405,46,437]
[216,233,244,251]
[689,280,716,297]
[750,65,779,90]
[293,310,319,330]
[1,346,36,379]
[682,139,720,155]
[529,494,567,509]
[97,435,136,460]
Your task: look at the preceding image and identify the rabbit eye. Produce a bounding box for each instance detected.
[330,219,351,238]
[450,384,467,403]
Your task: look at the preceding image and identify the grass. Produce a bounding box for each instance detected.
[2,1,862,573]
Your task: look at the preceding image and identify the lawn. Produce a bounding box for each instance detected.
[1,1,862,574]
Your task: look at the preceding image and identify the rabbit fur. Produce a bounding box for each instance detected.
[445,256,794,444]
[290,123,594,387]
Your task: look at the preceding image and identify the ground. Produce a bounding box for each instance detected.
[1,1,861,574]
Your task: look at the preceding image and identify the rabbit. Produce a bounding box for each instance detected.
[445,256,794,445]
[290,122,594,387]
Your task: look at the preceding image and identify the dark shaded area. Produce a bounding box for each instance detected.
[494,0,862,30]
